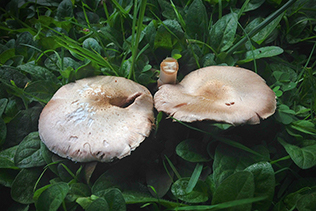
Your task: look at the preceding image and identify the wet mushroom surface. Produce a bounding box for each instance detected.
[38,76,154,162]
[154,66,276,125]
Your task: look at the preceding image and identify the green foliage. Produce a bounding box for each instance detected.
[0,0,315,210]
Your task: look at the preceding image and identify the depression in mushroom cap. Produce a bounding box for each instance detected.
[154,66,276,125]
[38,76,154,162]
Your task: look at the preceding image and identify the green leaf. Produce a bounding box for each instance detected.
[244,162,275,211]
[74,61,101,80]
[243,0,265,12]
[0,48,16,65]
[245,13,283,45]
[11,168,42,204]
[171,178,209,203]
[0,98,7,144]
[14,132,46,168]
[0,146,18,169]
[283,186,316,211]
[122,190,180,207]
[56,0,74,21]
[0,168,18,187]
[212,143,269,188]
[162,19,185,40]
[238,46,284,64]
[83,38,102,54]
[102,188,126,211]
[279,139,316,169]
[275,104,295,125]
[154,26,173,50]
[296,189,316,211]
[0,66,29,88]
[6,106,42,147]
[24,80,60,103]
[158,0,179,20]
[290,120,316,136]
[185,0,208,41]
[36,182,70,211]
[176,139,211,162]
[17,63,60,83]
[15,32,35,62]
[212,171,255,211]
[67,183,91,202]
[86,197,109,211]
[146,163,173,198]
[209,13,238,52]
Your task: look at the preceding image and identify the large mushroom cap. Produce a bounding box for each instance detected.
[39,76,154,162]
[154,66,276,125]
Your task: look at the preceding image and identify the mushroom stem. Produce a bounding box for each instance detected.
[157,57,179,87]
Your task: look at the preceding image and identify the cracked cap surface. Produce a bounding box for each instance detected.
[154,66,276,125]
[39,76,154,162]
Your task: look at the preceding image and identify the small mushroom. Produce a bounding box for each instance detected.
[39,76,154,162]
[157,57,179,87]
[154,66,276,125]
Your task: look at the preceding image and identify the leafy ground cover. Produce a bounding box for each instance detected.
[0,0,316,210]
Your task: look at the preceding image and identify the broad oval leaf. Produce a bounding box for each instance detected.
[245,13,283,45]
[243,0,265,12]
[86,197,109,211]
[279,138,316,169]
[11,168,42,204]
[176,139,211,162]
[0,146,18,169]
[212,143,269,188]
[67,183,91,202]
[83,38,102,54]
[238,46,284,64]
[14,132,46,168]
[209,13,238,52]
[185,0,208,41]
[24,80,60,103]
[36,182,70,211]
[171,177,209,203]
[212,171,255,211]
[244,162,275,211]
[56,0,73,21]
[102,188,126,211]
[17,63,60,83]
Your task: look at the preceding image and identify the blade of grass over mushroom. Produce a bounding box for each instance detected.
[186,163,203,193]
[171,118,265,158]
[226,0,296,56]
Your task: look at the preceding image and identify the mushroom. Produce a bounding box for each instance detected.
[157,57,179,87]
[38,76,154,162]
[154,66,276,125]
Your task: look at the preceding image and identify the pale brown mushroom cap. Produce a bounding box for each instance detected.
[39,76,154,162]
[154,66,276,125]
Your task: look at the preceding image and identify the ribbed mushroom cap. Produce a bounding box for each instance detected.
[154,66,276,125]
[39,76,154,162]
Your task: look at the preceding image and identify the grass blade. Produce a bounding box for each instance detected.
[186,163,203,193]
[226,0,296,56]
